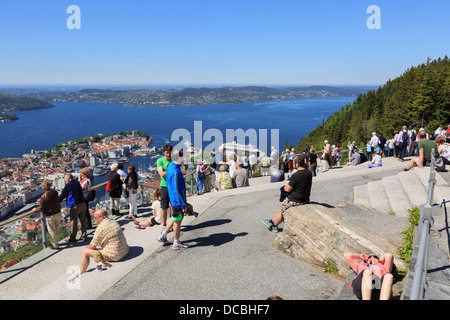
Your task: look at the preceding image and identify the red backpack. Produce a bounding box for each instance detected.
[106,173,117,193]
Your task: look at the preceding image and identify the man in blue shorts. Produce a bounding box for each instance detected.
[157,149,189,250]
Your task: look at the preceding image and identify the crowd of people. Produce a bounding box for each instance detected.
[36,123,450,298]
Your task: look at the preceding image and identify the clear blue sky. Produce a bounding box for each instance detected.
[0,0,449,86]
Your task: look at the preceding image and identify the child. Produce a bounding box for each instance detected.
[135,189,162,229]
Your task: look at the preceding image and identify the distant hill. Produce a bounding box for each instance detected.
[296,57,450,151]
[0,94,54,112]
[24,85,370,107]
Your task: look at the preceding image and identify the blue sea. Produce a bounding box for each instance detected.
[0,97,355,159]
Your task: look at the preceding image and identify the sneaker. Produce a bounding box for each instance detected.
[262,219,279,233]
[173,242,189,250]
[262,219,273,231]
[157,235,168,244]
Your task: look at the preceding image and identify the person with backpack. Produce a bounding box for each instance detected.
[408,127,417,156]
[107,163,123,216]
[396,126,410,162]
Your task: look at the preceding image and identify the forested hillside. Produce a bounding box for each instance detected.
[296,57,450,150]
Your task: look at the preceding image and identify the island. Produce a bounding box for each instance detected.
[24,85,371,107]
[0,94,54,122]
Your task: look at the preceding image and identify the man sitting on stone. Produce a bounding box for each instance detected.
[403,131,439,171]
[262,154,312,233]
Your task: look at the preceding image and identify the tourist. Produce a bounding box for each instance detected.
[33,180,61,249]
[78,209,129,275]
[347,141,354,161]
[248,152,258,177]
[79,168,93,229]
[232,161,249,187]
[322,140,332,169]
[227,153,237,187]
[108,163,123,216]
[408,127,417,156]
[393,130,400,158]
[434,124,446,138]
[403,131,440,171]
[261,153,271,176]
[59,173,87,242]
[157,149,189,250]
[239,152,249,174]
[447,124,450,134]
[288,148,296,173]
[331,144,341,166]
[125,164,139,219]
[378,133,387,157]
[117,164,129,206]
[195,160,205,195]
[369,132,381,152]
[270,165,285,183]
[308,146,318,176]
[366,142,372,162]
[262,155,312,233]
[157,144,173,227]
[344,252,395,300]
[347,151,361,166]
[135,189,162,229]
[214,165,233,191]
[396,126,410,162]
[367,147,382,168]
[270,147,279,168]
[202,160,213,193]
[435,136,450,166]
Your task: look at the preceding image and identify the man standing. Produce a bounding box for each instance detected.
[262,155,312,233]
[108,163,123,216]
[79,209,129,275]
[158,149,189,250]
[396,126,410,162]
[59,173,87,242]
[157,144,172,227]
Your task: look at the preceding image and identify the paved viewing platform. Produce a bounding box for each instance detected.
[0,156,449,300]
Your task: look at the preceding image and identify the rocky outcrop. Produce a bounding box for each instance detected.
[273,203,407,279]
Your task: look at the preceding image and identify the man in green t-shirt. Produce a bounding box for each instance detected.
[157,144,173,226]
[404,131,438,171]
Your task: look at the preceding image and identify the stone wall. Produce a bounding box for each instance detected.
[273,203,406,278]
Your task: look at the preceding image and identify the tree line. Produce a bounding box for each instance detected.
[296,57,450,151]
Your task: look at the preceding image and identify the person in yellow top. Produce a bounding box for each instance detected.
[79,209,129,275]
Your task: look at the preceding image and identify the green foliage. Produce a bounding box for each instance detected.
[398,206,421,264]
[297,57,450,151]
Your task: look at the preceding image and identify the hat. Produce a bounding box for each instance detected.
[202,160,207,165]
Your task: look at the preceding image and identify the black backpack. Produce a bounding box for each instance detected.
[402,131,408,143]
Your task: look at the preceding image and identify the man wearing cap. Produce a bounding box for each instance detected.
[367,147,383,168]
[262,154,312,233]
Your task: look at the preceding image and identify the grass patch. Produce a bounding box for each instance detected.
[397,206,421,275]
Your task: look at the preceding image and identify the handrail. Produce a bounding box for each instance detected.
[410,148,439,300]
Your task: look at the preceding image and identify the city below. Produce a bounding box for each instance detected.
[0,130,154,221]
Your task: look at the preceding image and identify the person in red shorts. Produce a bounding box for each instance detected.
[344,252,395,300]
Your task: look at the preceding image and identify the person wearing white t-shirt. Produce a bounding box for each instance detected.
[367,148,383,168]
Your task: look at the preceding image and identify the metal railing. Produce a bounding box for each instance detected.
[0,169,197,263]
[410,149,443,300]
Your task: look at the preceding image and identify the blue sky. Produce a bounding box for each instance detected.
[0,0,449,86]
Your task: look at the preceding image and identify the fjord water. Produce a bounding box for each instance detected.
[0,97,355,158]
